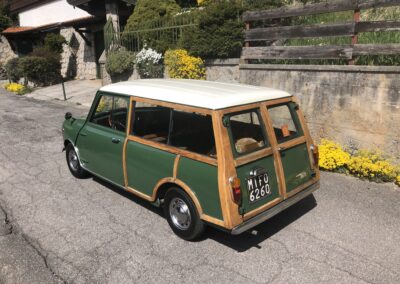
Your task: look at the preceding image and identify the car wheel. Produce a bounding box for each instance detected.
[164,187,205,241]
[66,143,88,179]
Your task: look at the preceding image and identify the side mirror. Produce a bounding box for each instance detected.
[65,112,72,120]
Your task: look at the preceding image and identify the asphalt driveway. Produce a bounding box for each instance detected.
[0,89,399,283]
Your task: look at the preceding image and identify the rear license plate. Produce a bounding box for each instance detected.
[246,173,271,203]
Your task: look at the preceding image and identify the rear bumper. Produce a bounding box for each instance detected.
[231,181,320,235]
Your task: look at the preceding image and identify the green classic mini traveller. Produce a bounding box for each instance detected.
[62,79,320,240]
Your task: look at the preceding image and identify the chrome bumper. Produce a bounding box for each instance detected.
[231,181,320,235]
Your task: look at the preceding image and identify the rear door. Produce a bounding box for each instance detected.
[224,109,282,216]
[266,101,315,197]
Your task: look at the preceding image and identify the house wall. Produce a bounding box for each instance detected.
[19,0,90,27]
[206,60,400,160]
[60,28,97,80]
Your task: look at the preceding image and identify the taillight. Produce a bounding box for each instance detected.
[229,177,242,204]
[310,144,319,167]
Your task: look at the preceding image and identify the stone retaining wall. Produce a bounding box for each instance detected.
[206,60,400,160]
[0,36,16,66]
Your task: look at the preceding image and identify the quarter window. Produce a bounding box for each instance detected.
[268,103,302,144]
[226,110,268,155]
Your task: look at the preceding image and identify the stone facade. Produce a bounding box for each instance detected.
[0,36,17,65]
[60,28,97,80]
[206,60,400,161]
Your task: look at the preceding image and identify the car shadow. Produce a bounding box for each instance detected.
[92,176,317,252]
[205,194,317,252]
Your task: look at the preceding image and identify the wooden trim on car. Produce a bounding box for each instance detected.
[122,97,134,187]
[260,102,287,198]
[133,96,213,115]
[212,111,243,229]
[277,136,307,149]
[127,135,217,166]
[285,178,318,199]
[173,155,181,179]
[264,97,292,106]
[219,102,264,115]
[234,147,274,167]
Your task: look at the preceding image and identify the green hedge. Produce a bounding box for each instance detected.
[105,50,135,77]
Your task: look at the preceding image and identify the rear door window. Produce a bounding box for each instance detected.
[225,109,268,156]
[268,103,303,144]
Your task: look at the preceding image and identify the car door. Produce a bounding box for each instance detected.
[77,92,129,186]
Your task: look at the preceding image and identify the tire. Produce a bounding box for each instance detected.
[65,143,88,179]
[164,187,205,241]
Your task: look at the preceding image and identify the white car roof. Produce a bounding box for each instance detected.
[100,79,291,110]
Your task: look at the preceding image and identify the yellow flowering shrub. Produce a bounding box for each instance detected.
[3,83,31,95]
[319,139,400,186]
[318,139,350,171]
[164,49,206,80]
[347,150,399,182]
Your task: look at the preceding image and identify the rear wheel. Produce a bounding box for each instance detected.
[66,143,88,178]
[164,187,205,241]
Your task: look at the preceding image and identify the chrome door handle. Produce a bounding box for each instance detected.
[111,138,121,144]
[277,147,285,152]
[80,132,87,137]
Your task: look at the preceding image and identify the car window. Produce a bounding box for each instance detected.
[268,103,302,144]
[226,109,268,155]
[131,101,216,157]
[90,94,129,132]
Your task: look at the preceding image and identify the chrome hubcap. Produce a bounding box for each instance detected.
[68,149,79,171]
[169,197,191,230]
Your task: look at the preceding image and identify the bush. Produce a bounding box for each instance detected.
[164,49,205,79]
[136,46,163,78]
[179,1,244,59]
[0,14,11,32]
[44,33,67,54]
[19,55,61,86]
[318,139,400,185]
[4,58,22,82]
[123,0,181,53]
[105,50,135,77]
[3,82,32,95]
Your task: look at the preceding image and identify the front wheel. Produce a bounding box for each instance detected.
[65,143,88,179]
[164,187,205,241]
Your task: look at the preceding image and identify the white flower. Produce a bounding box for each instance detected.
[136,46,162,64]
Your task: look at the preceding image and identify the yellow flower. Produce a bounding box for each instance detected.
[164,49,206,80]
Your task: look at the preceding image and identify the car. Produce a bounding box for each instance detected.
[62,79,320,241]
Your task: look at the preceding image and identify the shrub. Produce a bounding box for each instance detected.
[123,0,181,53]
[4,57,22,82]
[179,1,244,59]
[3,82,32,95]
[136,46,163,78]
[44,33,67,54]
[19,55,61,86]
[318,139,350,172]
[105,50,135,77]
[164,49,205,79]
[347,150,399,183]
[0,14,11,32]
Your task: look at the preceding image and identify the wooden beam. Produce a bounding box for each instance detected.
[245,23,355,41]
[353,44,400,55]
[243,0,357,21]
[356,21,400,33]
[242,0,400,22]
[241,46,353,60]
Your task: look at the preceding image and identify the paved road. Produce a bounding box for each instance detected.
[0,89,400,284]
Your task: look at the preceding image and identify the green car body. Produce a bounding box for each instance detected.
[62,80,320,240]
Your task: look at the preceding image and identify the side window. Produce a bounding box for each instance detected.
[131,101,216,157]
[90,94,128,132]
[226,109,268,155]
[268,103,303,144]
[169,111,216,157]
[131,102,171,144]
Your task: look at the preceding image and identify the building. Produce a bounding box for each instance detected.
[1,0,134,79]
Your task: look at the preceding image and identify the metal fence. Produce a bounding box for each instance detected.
[104,13,197,53]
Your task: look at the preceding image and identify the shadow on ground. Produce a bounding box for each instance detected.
[93,176,317,252]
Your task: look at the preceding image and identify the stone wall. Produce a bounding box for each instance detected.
[206,60,400,160]
[60,28,97,80]
[0,36,16,65]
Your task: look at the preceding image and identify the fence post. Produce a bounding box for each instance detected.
[349,8,360,65]
[242,21,251,65]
